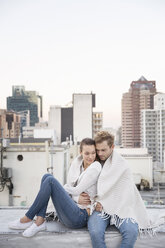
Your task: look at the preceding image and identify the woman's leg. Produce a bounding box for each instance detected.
[20,173,52,223]
[44,176,89,228]
[24,174,53,221]
[23,174,88,228]
[8,174,53,231]
[35,174,53,219]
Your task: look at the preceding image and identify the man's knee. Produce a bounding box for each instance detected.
[130,225,138,242]
[126,228,138,243]
[88,224,104,238]
[88,212,106,239]
[88,227,105,245]
[120,221,138,243]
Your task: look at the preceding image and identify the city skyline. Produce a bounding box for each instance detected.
[1,0,165,128]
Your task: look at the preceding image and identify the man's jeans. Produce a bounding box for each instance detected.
[88,211,138,248]
[26,174,88,228]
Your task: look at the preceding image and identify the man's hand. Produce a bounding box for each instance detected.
[95,202,103,212]
[78,192,91,206]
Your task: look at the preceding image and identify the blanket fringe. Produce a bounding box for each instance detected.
[98,211,156,237]
[139,227,156,237]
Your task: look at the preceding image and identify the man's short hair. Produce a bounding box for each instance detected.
[94,131,114,148]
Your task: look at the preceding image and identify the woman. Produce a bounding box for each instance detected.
[8,138,101,237]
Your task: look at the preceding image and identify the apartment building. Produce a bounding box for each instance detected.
[122,76,156,148]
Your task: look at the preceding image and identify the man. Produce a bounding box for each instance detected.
[78,131,152,248]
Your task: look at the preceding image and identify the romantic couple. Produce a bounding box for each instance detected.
[9,131,153,248]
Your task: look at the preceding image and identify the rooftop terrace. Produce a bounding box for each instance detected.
[0,207,165,248]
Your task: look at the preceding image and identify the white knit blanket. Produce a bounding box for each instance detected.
[96,150,165,232]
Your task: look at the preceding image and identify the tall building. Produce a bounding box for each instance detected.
[61,107,73,143]
[48,105,73,144]
[93,112,103,137]
[141,109,157,161]
[48,93,96,144]
[48,105,62,144]
[141,93,165,164]
[17,110,30,134]
[122,76,156,148]
[73,93,95,142]
[7,86,42,126]
[0,110,20,138]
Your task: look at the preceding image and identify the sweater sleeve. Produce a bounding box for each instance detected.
[64,162,101,196]
[66,155,83,186]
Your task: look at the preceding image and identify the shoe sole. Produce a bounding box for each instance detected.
[8,226,29,230]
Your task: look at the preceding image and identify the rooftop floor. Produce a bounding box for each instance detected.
[1,207,165,248]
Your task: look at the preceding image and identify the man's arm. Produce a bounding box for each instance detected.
[95,202,103,212]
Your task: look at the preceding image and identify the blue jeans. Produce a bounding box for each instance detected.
[25,173,88,228]
[88,211,138,248]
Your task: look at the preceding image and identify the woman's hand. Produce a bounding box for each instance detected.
[78,192,91,205]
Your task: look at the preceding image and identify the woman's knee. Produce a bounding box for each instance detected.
[43,174,59,187]
[41,173,53,184]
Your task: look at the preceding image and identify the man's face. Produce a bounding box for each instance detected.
[96,140,114,162]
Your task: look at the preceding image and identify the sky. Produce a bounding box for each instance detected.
[0,0,165,128]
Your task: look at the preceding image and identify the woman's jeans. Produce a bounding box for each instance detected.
[25,173,88,228]
[88,211,138,248]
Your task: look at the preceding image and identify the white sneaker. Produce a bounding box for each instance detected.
[22,222,46,237]
[8,219,33,230]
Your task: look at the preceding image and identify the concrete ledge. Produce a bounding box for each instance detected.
[1,229,165,248]
[1,209,165,248]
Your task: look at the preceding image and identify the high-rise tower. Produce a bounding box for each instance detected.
[7,86,42,126]
[122,76,156,147]
[141,93,165,164]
